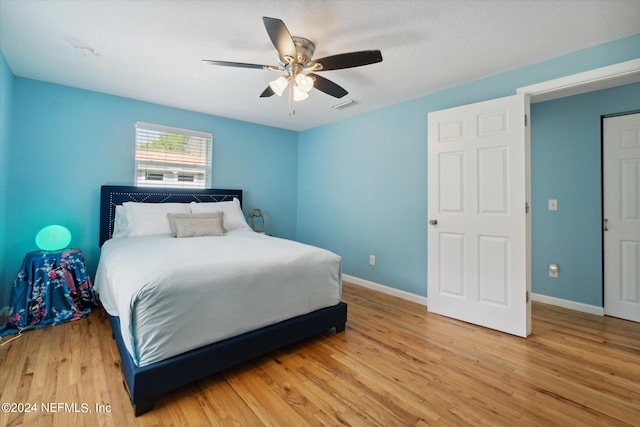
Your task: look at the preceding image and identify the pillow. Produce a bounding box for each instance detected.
[112,205,132,238]
[190,198,251,231]
[123,202,190,236]
[167,212,224,237]
[174,218,224,238]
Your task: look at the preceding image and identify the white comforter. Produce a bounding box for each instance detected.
[94,230,341,367]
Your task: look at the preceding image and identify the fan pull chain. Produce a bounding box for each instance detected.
[288,83,296,117]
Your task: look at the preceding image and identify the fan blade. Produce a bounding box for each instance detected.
[308,73,348,98]
[202,60,271,70]
[310,50,383,71]
[260,86,275,98]
[263,17,297,63]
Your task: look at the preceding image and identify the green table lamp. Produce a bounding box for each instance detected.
[35,225,72,251]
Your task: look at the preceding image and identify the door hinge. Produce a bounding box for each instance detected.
[525,114,528,127]
[525,202,529,214]
[526,291,530,303]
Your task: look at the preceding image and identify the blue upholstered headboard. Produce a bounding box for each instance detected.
[99,185,243,247]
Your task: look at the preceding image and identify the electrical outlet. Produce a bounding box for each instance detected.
[369,255,376,266]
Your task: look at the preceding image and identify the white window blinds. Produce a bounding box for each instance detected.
[135,122,212,188]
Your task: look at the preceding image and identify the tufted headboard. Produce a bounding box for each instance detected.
[99,185,243,247]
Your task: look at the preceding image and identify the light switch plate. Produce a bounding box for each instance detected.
[548,199,558,211]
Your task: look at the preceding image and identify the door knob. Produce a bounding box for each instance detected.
[429,219,438,225]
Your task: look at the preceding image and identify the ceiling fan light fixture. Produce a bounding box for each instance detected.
[269,76,290,96]
[294,73,313,93]
[293,86,309,101]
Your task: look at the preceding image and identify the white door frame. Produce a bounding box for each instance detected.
[516,58,640,314]
[516,59,640,103]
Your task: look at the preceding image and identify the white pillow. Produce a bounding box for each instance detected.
[123,202,190,236]
[190,198,251,231]
[112,205,132,238]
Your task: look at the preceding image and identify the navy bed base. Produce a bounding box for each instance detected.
[109,303,347,416]
[98,185,348,416]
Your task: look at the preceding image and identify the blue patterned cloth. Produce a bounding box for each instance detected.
[0,248,97,337]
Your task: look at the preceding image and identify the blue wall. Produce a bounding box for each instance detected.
[297,99,429,294]
[531,84,640,306]
[1,77,298,307]
[0,52,13,307]
[298,34,640,305]
[2,34,640,310]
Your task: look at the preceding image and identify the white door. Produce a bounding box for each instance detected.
[604,112,640,323]
[427,93,531,337]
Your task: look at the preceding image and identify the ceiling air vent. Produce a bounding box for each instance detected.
[331,99,356,109]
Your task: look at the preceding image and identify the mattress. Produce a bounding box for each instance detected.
[94,230,342,367]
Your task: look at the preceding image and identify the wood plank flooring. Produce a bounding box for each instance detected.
[1,281,640,426]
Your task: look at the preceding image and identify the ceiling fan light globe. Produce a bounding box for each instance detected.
[295,73,314,93]
[293,86,309,101]
[269,76,289,96]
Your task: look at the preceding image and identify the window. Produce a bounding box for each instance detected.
[135,122,212,188]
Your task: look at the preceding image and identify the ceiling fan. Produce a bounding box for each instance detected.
[202,17,383,115]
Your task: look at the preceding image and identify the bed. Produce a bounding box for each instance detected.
[95,185,347,416]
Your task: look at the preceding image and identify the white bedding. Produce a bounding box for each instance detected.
[94,230,342,367]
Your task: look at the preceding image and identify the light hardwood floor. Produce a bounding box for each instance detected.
[1,281,639,426]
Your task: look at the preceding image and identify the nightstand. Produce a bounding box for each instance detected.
[5,248,97,331]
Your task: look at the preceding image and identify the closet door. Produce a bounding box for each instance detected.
[604,112,640,323]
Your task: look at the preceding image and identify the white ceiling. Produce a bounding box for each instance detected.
[1,0,639,131]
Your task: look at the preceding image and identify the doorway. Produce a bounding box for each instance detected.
[518,60,640,317]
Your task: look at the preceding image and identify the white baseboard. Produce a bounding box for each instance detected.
[342,274,428,306]
[342,275,604,316]
[531,293,604,316]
